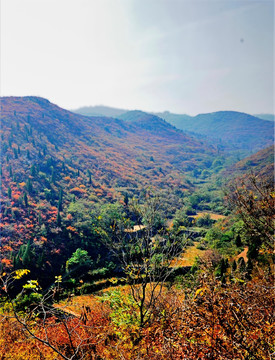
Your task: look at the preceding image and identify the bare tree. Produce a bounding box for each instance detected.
[105,196,187,328]
[0,270,107,360]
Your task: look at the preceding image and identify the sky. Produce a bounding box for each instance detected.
[1,0,274,115]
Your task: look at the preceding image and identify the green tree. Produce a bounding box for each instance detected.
[66,248,93,278]
[23,192,28,207]
[58,189,63,212]
[56,211,61,226]
[235,234,242,248]
[26,178,33,194]
[88,170,92,185]
[124,192,129,206]
[22,241,32,267]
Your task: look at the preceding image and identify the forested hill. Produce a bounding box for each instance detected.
[73,105,274,153]
[73,105,127,118]
[157,111,274,152]
[0,95,219,284]
[117,110,181,135]
[1,96,216,193]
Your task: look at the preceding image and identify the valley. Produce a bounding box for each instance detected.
[0,96,274,359]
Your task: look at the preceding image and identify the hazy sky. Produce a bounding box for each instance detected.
[1,0,274,115]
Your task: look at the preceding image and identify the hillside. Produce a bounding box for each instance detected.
[223,144,274,180]
[0,96,218,280]
[157,110,274,153]
[73,106,274,153]
[117,110,182,135]
[1,98,274,360]
[1,97,217,193]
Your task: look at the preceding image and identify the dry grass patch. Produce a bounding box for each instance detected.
[171,243,206,267]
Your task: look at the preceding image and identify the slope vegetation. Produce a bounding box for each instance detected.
[0,96,217,278]
[157,110,274,152]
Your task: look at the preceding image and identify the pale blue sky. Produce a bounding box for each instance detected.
[1,0,274,115]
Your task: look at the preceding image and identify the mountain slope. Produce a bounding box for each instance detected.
[223,145,274,180]
[0,96,219,279]
[117,110,183,136]
[157,111,274,152]
[0,96,218,215]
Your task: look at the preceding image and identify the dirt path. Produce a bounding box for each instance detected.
[236,247,249,262]
[53,303,80,317]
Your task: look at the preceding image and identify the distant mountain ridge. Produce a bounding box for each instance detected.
[73,105,128,117]
[253,114,274,122]
[72,106,274,153]
[156,110,274,153]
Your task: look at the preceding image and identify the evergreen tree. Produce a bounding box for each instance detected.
[238,257,246,272]
[246,258,253,280]
[22,241,31,267]
[26,178,33,194]
[124,192,129,206]
[235,234,242,247]
[217,258,227,278]
[57,210,61,226]
[247,239,260,260]
[8,186,12,199]
[24,192,28,207]
[38,213,42,226]
[30,164,36,177]
[58,188,63,212]
[88,170,92,184]
[13,147,18,159]
[9,165,13,177]
[50,166,55,184]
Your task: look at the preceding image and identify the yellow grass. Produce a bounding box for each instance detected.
[171,243,206,267]
[54,293,102,316]
[191,212,226,220]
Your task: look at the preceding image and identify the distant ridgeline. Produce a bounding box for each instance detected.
[74,105,274,154]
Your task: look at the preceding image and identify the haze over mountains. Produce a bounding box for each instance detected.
[254,114,274,122]
[73,106,274,153]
